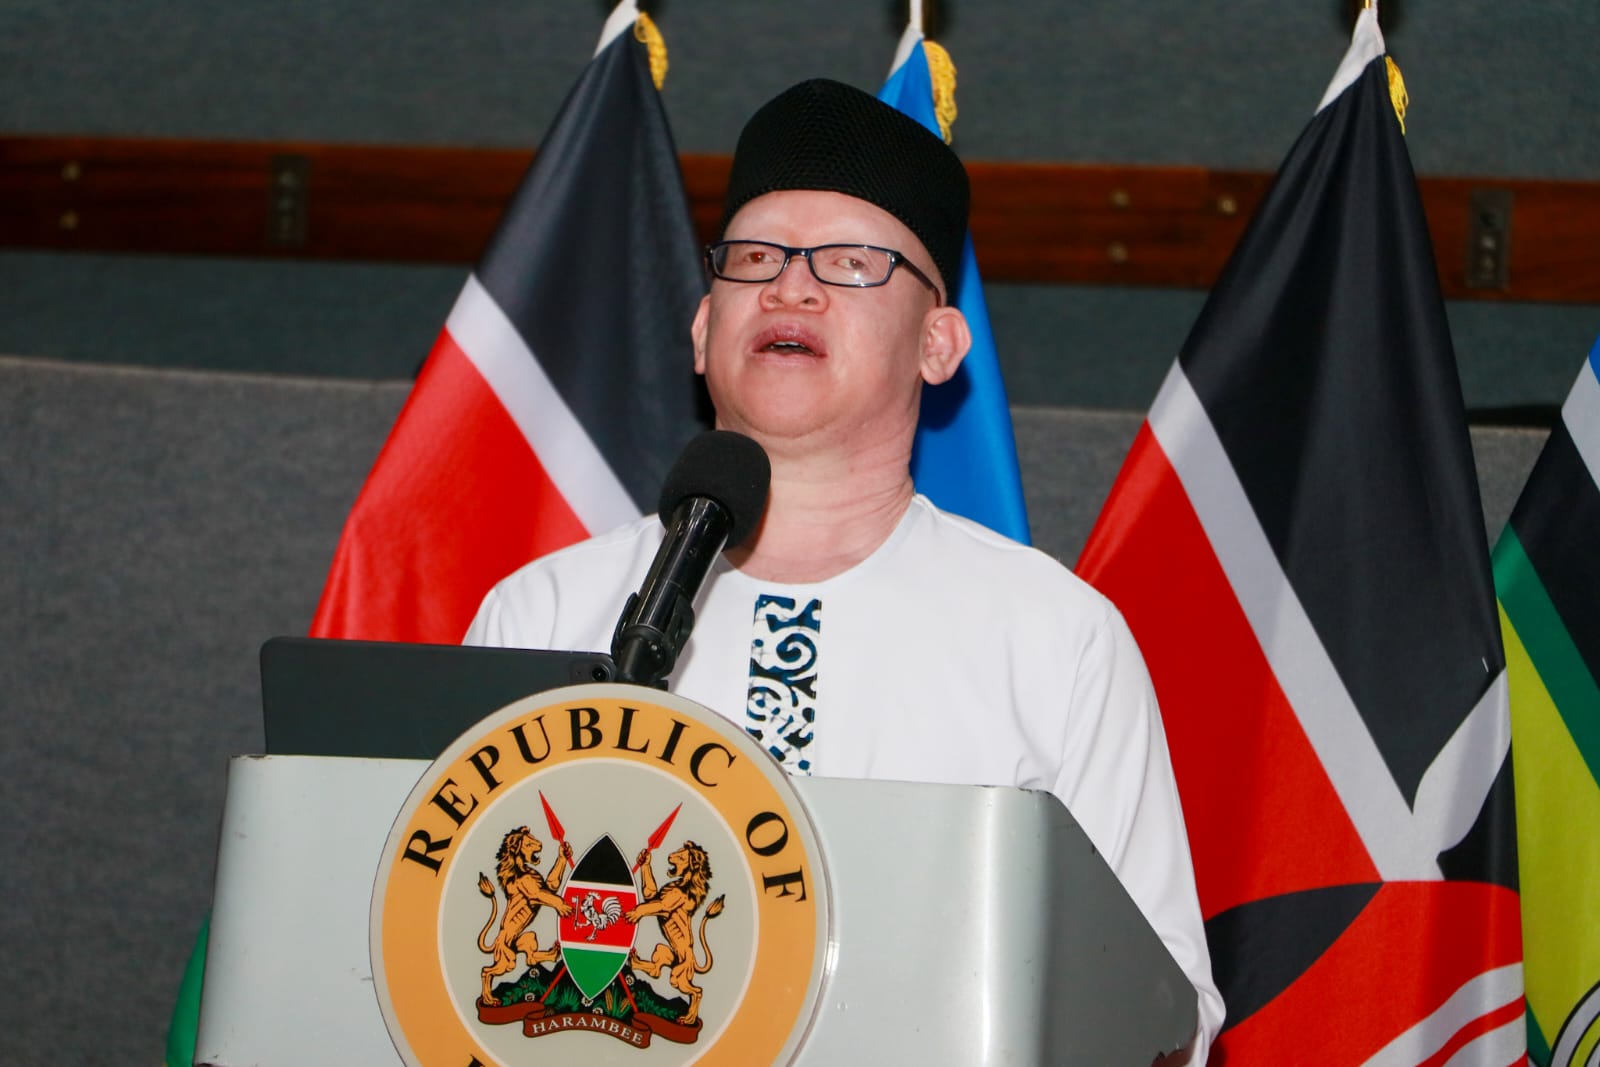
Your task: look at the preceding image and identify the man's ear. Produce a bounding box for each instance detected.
[691,295,712,375]
[919,306,971,386]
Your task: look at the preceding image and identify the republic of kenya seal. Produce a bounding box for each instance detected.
[371,683,831,1067]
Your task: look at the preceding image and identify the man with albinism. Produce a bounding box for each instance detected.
[467,76,1224,1059]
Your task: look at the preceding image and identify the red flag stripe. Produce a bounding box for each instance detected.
[448,275,639,536]
[1215,882,1522,1063]
[1148,361,1471,878]
[309,328,590,642]
[1079,424,1381,914]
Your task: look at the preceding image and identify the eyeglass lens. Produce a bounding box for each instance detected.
[712,242,896,287]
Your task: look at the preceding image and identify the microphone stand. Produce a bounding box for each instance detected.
[610,497,731,688]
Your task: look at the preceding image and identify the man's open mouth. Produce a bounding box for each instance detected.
[754,325,825,357]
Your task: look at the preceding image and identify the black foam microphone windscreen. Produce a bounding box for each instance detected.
[656,429,771,548]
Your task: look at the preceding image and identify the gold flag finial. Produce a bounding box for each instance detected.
[1385,55,1408,133]
[634,12,667,90]
[922,39,957,143]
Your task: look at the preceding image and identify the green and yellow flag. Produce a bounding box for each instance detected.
[1494,334,1600,1066]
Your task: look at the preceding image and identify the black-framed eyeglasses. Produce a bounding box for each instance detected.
[705,240,943,306]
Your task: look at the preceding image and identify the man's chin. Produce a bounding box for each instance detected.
[709,386,836,441]
[714,409,833,450]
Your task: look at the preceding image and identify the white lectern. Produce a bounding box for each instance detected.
[195,683,1197,1065]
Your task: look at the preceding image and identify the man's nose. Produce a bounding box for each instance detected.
[761,252,827,306]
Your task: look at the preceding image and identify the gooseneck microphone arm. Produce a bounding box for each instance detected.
[611,497,731,687]
[610,430,771,689]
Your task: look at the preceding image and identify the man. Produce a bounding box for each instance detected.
[467,77,1224,1057]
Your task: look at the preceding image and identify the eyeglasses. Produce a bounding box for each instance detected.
[706,240,943,306]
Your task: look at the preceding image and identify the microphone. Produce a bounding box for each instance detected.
[611,430,771,687]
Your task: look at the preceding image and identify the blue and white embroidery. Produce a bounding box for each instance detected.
[745,594,820,774]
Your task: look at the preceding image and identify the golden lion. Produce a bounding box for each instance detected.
[625,841,725,1026]
[476,826,572,1005]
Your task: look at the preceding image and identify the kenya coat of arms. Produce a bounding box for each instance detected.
[371,685,828,1067]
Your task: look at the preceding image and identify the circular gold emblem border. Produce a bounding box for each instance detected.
[370,683,832,1066]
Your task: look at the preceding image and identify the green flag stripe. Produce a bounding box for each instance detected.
[1508,417,1600,688]
[1493,527,1600,785]
[163,916,209,1067]
[1527,1001,1553,1067]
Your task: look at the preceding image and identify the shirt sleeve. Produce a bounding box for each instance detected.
[1052,605,1225,1063]
[462,566,559,650]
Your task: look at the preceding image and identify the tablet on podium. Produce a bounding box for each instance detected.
[259,636,615,759]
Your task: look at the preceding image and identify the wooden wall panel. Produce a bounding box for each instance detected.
[3,135,1596,303]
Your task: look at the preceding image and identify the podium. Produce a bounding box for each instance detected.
[195,682,1197,1065]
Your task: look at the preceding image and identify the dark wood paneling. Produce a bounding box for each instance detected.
[3,135,1596,303]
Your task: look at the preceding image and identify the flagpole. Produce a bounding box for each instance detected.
[890,11,921,72]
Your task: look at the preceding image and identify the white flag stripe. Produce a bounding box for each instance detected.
[1147,362,1436,880]
[1317,5,1386,114]
[1410,672,1511,859]
[448,275,641,535]
[887,19,921,75]
[1359,962,1523,1067]
[595,0,638,55]
[1564,353,1600,488]
[566,880,635,893]
[1550,977,1600,1067]
[1440,1017,1527,1067]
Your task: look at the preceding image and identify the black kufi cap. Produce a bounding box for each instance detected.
[721,78,969,296]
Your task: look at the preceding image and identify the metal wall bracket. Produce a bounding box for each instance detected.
[1465,188,1513,290]
[267,154,309,249]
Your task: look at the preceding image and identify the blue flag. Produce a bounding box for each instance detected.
[879,34,1031,544]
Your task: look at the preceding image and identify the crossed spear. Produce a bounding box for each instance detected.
[538,791,682,877]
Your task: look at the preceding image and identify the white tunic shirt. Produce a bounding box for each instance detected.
[466,494,1224,1056]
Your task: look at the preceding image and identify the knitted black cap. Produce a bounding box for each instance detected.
[721,78,969,296]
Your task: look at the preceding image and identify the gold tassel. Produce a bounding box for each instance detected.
[634,12,668,90]
[1386,55,1409,134]
[922,39,958,144]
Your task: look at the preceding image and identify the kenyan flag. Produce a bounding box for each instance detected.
[559,835,639,1001]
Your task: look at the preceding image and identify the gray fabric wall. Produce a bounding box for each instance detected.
[9,2,1597,173]
[0,354,1546,1065]
[1,358,403,1067]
